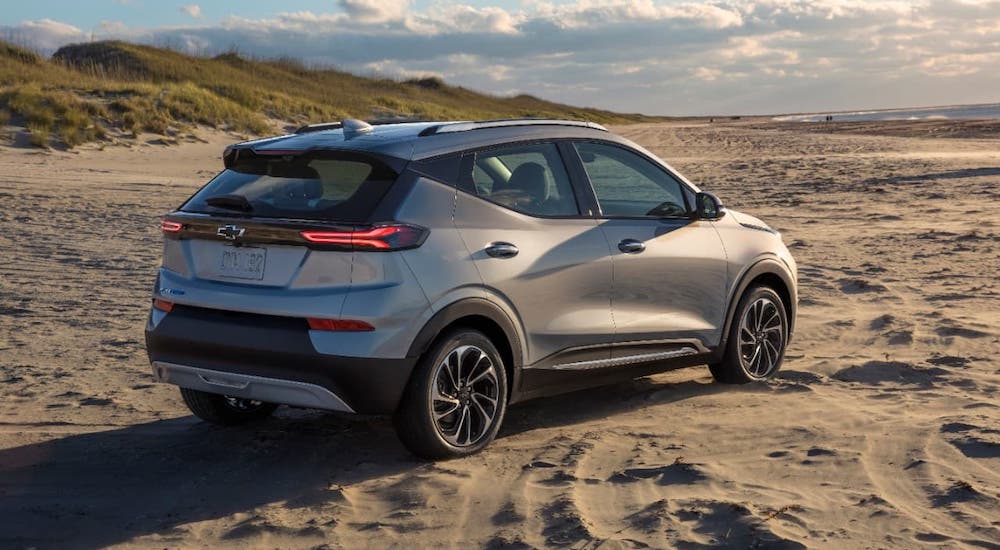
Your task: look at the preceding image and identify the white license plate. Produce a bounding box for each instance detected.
[219,247,266,280]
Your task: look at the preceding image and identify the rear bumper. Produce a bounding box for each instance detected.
[144,304,417,414]
[152,362,356,412]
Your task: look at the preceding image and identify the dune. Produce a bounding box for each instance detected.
[0,120,997,548]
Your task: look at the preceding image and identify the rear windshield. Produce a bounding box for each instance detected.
[182,151,399,222]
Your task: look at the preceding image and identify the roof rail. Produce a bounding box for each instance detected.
[294,118,432,134]
[418,119,608,137]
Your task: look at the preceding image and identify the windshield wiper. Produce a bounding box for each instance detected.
[205,194,253,212]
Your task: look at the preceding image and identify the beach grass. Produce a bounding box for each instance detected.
[0,40,661,148]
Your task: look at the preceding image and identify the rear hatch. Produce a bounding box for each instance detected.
[157,149,424,315]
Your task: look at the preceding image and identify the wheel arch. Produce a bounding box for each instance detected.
[718,258,797,357]
[406,298,524,402]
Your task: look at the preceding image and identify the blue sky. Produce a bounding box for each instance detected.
[2,0,540,29]
[2,1,999,116]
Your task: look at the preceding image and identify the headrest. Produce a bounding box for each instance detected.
[505,162,547,202]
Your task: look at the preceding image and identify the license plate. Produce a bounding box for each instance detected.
[219,247,266,280]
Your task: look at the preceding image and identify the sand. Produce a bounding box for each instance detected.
[0,121,998,549]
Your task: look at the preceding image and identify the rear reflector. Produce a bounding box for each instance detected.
[153,299,174,312]
[300,224,427,250]
[307,318,375,332]
[161,220,183,233]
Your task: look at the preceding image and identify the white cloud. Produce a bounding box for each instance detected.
[338,0,409,23]
[180,4,202,19]
[0,19,86,51]
[529,0,743,29]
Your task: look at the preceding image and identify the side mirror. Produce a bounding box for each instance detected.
[695,192,726,220]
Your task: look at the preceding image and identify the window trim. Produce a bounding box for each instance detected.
[455,139,591,220]
[565,139,698,221]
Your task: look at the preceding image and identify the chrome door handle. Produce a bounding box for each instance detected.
[485,242,519,258]
[618,239,645,254]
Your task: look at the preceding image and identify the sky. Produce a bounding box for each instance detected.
[2,0,999,116]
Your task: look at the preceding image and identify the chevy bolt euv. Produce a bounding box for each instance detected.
[145,119,797,459]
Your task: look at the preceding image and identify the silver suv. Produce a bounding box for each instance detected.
[145,119,797,458]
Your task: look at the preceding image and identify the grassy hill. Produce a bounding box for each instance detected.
[0,40,662,148]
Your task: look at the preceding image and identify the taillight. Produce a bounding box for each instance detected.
[153,299,174,312]
[300,224,427,250]
[307,318,375,331]
[161,220,183,233]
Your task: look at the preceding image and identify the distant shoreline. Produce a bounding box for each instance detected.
[772,103,1000,123]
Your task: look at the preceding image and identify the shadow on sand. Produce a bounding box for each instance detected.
[0,373,725,548]
[862,167,1000,185]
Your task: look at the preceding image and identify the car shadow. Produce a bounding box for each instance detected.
[0,412,412,548]
[1,369,726,548]
[502,369,729,436]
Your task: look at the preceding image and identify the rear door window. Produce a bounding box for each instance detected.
[182,151,399,223]
[463,143,580,217]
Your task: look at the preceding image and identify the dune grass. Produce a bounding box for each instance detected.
[0,40,661,148]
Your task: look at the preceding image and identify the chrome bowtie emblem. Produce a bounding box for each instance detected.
[217,224,246,240]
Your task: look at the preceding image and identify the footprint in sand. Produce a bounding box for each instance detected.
[886,330,913,345]
[934,325,990,339]
[929,480,988,507]
[926,355,971,368]
[832,361,947,387]
[838,278,888,294]
[607,459,706,485]
[940,421,1000,459]
[869,314,895,330]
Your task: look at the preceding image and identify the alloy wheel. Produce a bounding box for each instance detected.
[738,297,784,378]
[430,345,501,447]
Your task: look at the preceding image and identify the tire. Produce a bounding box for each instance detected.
[394,329,508,460]
[180,387,278,425]
[709,285,788,384]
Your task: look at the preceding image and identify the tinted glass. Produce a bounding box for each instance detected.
[576,142,688,218]
[468,143,579,216]
[182,151,397,222]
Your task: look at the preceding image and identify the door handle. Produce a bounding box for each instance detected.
[618,239,645,254]
[485,242,519,258]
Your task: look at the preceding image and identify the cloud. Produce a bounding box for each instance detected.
[0,19,86,51]
[2,1,1000,115]
[180,4,202,19]
[337,0,409,23]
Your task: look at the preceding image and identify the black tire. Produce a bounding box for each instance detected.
[394,329,508,460]
[709,285,788,384]
[180,388,278,425]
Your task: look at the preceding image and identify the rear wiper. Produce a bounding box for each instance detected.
[205,194,253,211]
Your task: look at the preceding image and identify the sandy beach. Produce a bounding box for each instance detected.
[1,120,997,549]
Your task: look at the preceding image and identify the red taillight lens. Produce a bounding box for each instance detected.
[300,224,427,250]
[161,220,183,233]
[307,318,375,332]
[153,299,174,312]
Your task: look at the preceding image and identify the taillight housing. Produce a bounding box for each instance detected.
[153,299,174,312]
[161,220,183,233]
[300,223,428,251]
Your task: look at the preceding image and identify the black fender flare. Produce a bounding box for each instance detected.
[716,258,797,360]
[406,297,525,396]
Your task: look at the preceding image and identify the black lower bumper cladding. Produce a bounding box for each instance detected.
[144,304,416,414]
